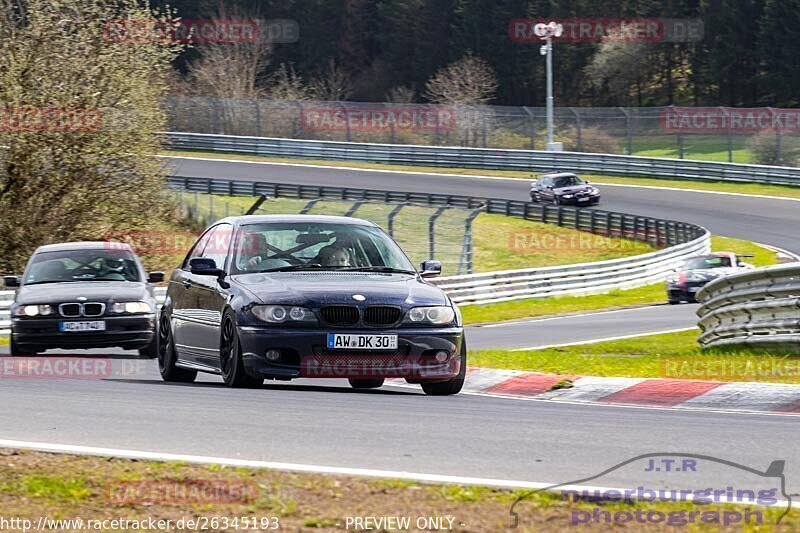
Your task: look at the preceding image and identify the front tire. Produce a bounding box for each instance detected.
[10,337,34,357]
[421,342,466,396]
[348,378,384,389]
[530,192,540,203]
[157,313,196,383]
[220,311,263,388]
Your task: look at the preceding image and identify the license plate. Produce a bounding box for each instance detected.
[578,197,590,202]
[688,286,700,292]
[60,321,106,332]
[327,333,398,350]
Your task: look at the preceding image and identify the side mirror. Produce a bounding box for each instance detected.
[3,275,20,288]
[189,257,225,277]
[147,271,165,283]
[420,260,442,278]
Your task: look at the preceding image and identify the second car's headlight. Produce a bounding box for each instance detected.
[15,304,52,317]
[252,305,315,324]
[111,301,152,314]
[405,306,456,326]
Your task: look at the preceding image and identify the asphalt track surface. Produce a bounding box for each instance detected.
[2,157,799,498]
[0,346,798,496]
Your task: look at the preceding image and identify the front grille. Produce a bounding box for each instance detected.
[82,303,105,317]
[59,303,81,317]
[363,306,401,326]
[58,302,105,317]
[320,306,359,326]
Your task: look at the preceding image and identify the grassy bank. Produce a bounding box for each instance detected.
[1,449,794,531]
[471,328,800,384]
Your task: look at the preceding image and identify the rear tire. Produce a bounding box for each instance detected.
[157,313,196,383]
[421,342,466,396]
[348,378,384,389]
[668,298,680,305]
[220,312,263,388]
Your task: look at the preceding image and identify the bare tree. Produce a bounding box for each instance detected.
[424,52,497,105]
[266,63,311,100]
[386,85,416,103]
[309,59,354,101]
[583,29,658,106]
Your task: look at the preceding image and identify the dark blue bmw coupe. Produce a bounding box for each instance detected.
[158,215,466,395]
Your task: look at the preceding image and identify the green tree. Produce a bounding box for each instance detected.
[0,0,182,271]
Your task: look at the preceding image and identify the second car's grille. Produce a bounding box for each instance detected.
[363,306,401,326]
[59,303,81,317]
[320,306,359,326]
[58,302,106,317]
[82,303,105,317]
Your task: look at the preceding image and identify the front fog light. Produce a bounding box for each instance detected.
[265,349,281,362]
[434,351,449,362]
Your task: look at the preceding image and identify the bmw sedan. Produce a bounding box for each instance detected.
[5,242,163,356]
[158,215,466,395]
[530,172,601,206]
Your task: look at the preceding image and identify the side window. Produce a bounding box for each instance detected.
[541,177,550,187]
[182,227,215,270]
[201,223,233,271]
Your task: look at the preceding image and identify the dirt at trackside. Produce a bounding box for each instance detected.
[0,449,795,532]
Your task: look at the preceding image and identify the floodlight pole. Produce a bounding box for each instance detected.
[545,36,554,147]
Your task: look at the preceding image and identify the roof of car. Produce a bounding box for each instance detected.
[34,241,133,253]
[538,172,579,179]
[217,214,378,227]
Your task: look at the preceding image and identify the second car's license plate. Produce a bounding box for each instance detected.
[60,321,106,332]
[327,333,398,350]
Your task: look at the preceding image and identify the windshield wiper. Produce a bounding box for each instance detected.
[257,264,325,273]
[342,266,415,274]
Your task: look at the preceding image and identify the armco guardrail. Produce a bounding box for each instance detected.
[164,132,800,185]
[435,233,709,304]
[696,264,800,352]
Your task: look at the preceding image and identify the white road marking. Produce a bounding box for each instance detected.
[474,304,673,328]
[161,154,800,202]
[0,438,794,509]
[509,327,697,351]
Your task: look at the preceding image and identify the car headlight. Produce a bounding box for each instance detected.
[562,194,573,199]
[686,272,706,282]
[14,304,52,317]
[404,306,456,326]
[252,305,315,324]
[111,301,152,314]
[666,275,679,284]
[589,187,600,195]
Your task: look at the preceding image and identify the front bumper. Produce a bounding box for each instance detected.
[558,194,600,205]
[11,314,156,351]
[666,281,708,301]
[238,326,465,381]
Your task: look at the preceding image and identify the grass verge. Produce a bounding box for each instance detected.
[1,449,794,531]
[471,329,800,385]
[163,149,800,200]
[460,236,781,325]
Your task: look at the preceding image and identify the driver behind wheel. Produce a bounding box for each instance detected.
[318,245,351,267]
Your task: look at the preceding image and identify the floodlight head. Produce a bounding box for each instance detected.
[553,23,564,37]
[533,23,548,37]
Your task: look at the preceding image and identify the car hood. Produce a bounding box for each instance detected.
[15,281,149,305]
[232,272,449,307]
[684,267,742,279]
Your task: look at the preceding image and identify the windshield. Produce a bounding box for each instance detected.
[232,222,416,274]
[552,175,585,188]
[684,256,732,270]
[23,249,142,284]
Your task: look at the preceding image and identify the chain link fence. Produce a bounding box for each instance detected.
[166,97,800,167]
